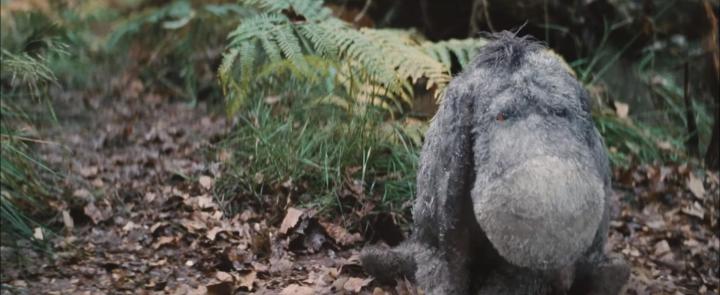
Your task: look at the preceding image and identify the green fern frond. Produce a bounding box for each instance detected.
[242,0,332,20]
[220,0,487,115]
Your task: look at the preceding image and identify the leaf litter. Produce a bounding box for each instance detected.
[0,94,717,294]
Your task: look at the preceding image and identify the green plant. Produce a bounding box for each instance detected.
[1,12,63,244]
[215,89,421,217]
[219,0,486,115]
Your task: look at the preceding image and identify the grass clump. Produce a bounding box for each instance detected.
[1,13,63,244]
[215,91,421,218]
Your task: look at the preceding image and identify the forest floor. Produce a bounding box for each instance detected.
[0,94,718,295]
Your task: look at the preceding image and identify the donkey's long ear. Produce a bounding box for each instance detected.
[411,85,476,247]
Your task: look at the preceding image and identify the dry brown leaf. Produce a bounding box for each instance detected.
[395,277,420,295]
[179,218,206,232]
[343,277,372,292]
[217,149,232,162]
[681,202,705,219]
[238,271,256,291]
[84,202,110,224]
[206,281,234,295]
[73,188,92,199]
[269,256,294,275]
[687,173,706,200]
[33,227,44,241]
[79,165,99,178]
[153,236,176,249]
[645,219,666,230]
[280,284,315,295]
[615,102,629,119]
[122,221,137,232]
[654,240,671,255]
[216,271,233,282]
[199,175,214,190]
[280,207,304,235]
[264,95,281,105]
[320,221,363,246]
[62,210,74,230]
[196,194,216,209]
[206,226,225,241]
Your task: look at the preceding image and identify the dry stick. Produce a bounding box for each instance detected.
[469,0,495,35]
[469,0,481,36]
[683,61,700,158]
[482,0,495,33]
[353,0,372,23]
[702,0,719,169]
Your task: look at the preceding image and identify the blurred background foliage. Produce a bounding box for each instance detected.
[1,0,718,239]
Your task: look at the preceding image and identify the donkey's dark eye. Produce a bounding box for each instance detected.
[554,108,568,118]
[496,112,506,122]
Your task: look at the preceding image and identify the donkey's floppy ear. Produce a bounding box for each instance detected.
[411,86,476,246]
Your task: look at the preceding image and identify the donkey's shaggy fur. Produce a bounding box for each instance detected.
[361,32,629,294]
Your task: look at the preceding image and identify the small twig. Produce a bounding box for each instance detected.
[683,61,700,157]
[544,0,549,44]
[482,0,495,33]
[354,0,372,23]
[0,134,58,145]
[469,0,481,36]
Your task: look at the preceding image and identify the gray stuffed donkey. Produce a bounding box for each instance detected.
[361,32,630,295]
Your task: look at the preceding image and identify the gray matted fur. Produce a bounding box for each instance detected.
[361,31,630,295]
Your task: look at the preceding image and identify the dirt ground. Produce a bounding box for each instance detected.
[1,94,718,294]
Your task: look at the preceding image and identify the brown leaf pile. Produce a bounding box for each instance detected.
[613,164,719,294]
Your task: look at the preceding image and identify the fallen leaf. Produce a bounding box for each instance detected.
[215,271,233,282]
[656,141,673,151]
[615,101,629,119]
[206,226,225,241]
[280,284,314,295]
[196,195,216,209]
[73,188,92,199]
[145,192,157,202]
[122,221,137,232]
[343,277,372,292]
[149,259,167,267]
[84,202,111,224]
[179,218,206,232]
[681,202,705,219]
[645,219,666,230]
[186,285,208,295]
[320,221,363,246]
[654,240,671,255]
[395,277,420,295]
[238,270,256,291]
[33,227,44,241]
[79,165,99,178]
[687,173,705,200]
[62,210,74,230]
[150,221,169,234]
[217,149,232,162]
[199,175,214,190]
[264,95,281,105]
[153,236,176,249]
[206,281,233,295]
[92,178,104,187]
[280,208,304,235]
